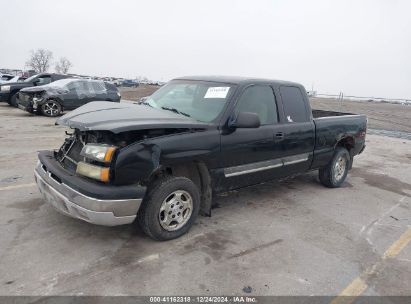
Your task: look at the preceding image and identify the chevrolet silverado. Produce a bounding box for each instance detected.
[34,76,367,240]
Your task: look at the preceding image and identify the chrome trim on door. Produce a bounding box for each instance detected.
[283,154,309,166]
[224,153,310,177]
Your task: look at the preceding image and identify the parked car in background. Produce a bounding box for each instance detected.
[0,74,15,84]
[2,75,27,84]
[17,79,121,117]
[121,79,139,87]
[34,76,366,240]
[0,73,69,107]
[113,78,124,87]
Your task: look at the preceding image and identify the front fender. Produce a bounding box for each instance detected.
[113,142,161,185]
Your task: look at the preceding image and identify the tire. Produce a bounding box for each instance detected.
[137,176,200,241]
[9,93,18,107]
[41,100,62,117]
[319,147,350,188]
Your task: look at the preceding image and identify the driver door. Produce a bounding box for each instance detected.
[218,85,284,191]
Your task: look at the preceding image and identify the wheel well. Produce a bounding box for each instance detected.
[10,90,19,100]
[149,162,212,217]
[336,136,354,151]
[45,98,63,110]
[336,136,355,169]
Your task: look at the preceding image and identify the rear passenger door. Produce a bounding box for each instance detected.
[64,81,89,109]
[88,81,109,102]
[277,86,315,174]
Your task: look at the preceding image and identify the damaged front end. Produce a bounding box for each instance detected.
[35,101,210,226]
[56,127,196,185]
[34,126,191,227]
[17,91,46,113]
[54,101,209,184]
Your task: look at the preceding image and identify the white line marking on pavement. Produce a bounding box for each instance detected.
[0,183,36,191]
[136,253,159,264]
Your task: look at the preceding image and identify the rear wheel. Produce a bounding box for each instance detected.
[137,176,200,241]
[319,147,350,188]
[41,100,62,117]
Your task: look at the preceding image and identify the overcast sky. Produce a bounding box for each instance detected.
[0,0,410,98]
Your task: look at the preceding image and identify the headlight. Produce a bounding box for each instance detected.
[80,144,117,163]
[76,162,110,182]
[1,85,10,92]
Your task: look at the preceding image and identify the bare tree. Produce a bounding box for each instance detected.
[26,49,53,73]
[55,57,73,74]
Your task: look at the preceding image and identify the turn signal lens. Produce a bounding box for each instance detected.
[104,147,116,162]
[76,162,110,182]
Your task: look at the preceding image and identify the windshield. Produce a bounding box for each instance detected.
[1,75,12,81]
[8,76,20,83]
[144,80,236,122]
[24,75,38,83]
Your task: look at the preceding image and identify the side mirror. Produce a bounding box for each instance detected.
[228,112,260,129]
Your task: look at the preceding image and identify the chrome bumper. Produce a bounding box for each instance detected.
[34,162,142,226]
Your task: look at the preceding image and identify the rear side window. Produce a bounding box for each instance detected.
[66,81,84,91]
[90,81,107,93]
[235,85,278,125]
[280,86,308,123]
[104,82,117,91]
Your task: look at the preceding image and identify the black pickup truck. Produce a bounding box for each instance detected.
[0,73,69,107]
[34,76,366,240]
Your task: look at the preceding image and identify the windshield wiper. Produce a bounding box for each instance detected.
[138,101,153,107]
[161,106,191,117]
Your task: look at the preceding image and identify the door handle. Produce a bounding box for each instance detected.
[274,132,284,139]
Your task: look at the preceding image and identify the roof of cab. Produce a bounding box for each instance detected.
[173,75,302,87]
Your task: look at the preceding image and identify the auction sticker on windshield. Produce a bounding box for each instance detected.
[204,87,230,98]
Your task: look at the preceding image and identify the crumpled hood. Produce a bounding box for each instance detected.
[56,101,210,133]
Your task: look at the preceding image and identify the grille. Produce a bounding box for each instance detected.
[57,135,85,173]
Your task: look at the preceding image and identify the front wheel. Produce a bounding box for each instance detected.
[137,176,200,241]
[9,93,18,107]
[41,100,62,117]
[319,147,350,188]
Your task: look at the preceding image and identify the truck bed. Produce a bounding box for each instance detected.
[312,109,355,118]
[310,109,367,170]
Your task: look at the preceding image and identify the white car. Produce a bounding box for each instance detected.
[1,75,26,84]
[0,74,15,84]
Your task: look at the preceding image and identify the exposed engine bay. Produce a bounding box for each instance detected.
[56,128,192,173]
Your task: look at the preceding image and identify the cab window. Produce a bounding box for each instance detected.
[235,85,278,125]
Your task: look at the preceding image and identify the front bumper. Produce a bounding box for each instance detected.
[35,151,146,226]
[17,95,35,113]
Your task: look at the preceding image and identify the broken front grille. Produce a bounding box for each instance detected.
[56,134,85,173]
